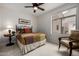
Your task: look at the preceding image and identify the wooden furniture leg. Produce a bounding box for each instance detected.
[59,38,61,49]
[69,42,72,56]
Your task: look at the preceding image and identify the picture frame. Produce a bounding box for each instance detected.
[18,18,31,25]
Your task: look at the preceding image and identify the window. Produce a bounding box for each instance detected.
[62,15,76,34]
[52,8,76,34]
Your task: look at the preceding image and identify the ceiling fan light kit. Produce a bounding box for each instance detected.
[33,6,38,10]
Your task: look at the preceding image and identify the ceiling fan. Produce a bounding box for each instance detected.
[24,3,45,13]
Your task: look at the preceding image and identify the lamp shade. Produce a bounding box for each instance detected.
[7,25,13,29]
[6,25,15,32]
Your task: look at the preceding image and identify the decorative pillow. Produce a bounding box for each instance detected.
[24,28,32,33]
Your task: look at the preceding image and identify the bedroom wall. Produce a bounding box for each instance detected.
[37,3,78,44]
[0,4,37,42]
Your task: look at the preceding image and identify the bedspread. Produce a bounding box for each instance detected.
[17,33,46,45]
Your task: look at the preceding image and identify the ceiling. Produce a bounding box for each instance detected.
[0,3,65,16]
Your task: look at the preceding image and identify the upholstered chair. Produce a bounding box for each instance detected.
[58,30,79,56]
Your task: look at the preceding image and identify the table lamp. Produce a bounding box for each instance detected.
[5,25,14,46]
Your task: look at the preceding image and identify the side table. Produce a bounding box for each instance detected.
[4,34,14,46]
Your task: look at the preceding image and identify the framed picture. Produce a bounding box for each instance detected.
[18,18,31,25]
[52,19,61,33]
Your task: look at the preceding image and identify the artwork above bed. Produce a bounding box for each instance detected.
[18,18,31,25]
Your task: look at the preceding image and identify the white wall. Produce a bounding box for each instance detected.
[0,5,37,42]
[37,3,78,44]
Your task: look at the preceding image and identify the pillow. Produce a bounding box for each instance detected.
[24,28,32,33]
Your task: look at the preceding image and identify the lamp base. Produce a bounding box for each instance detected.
[6,43,14,46]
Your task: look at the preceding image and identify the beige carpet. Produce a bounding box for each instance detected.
[0,42,79,56]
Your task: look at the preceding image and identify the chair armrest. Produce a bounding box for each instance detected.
[58,36,69,41]
[71,40,79,43]
[68,40,79,47]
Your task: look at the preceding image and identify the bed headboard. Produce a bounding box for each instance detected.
[16,18,32,33]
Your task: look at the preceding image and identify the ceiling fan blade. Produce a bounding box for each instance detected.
[32,3,38,7]
[24,6,33,8]
[38,3,44,6]
[38,7,45,11]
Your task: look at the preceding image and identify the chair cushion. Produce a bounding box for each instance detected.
[61,39,79,49]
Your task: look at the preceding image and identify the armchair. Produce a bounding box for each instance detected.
[58,30,79,56]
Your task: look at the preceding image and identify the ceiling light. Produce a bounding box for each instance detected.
[34,7,38,10]
[62,10,68,14]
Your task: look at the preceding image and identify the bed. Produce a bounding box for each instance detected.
[16,23,46,54]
